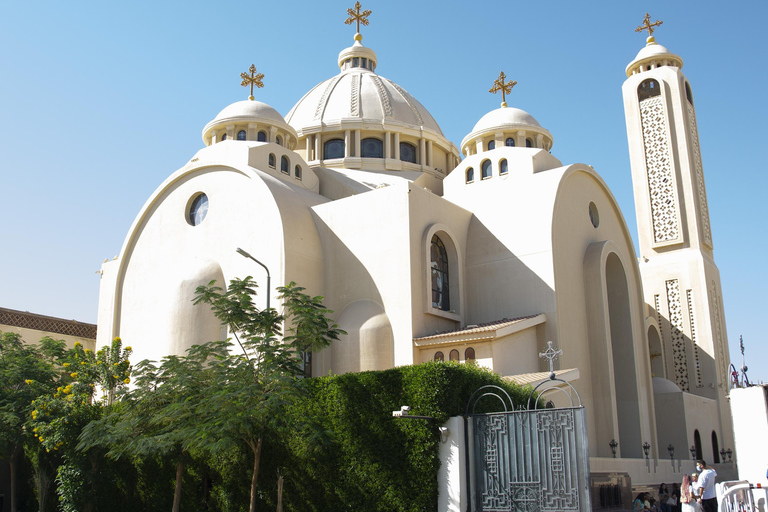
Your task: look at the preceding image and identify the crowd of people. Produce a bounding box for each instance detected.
[633,460,718,512]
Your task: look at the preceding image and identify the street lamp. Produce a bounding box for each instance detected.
[690,445,697,460]
[236,247,271,310]
[643,442,651,459]
[609,439,618,458]
[720,448,726,462]
[726,448,732,462]
[667,444,675,460]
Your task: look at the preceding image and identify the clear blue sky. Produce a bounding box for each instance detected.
[1,1,765,382]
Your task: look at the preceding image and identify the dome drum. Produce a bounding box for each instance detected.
[460,107,553,157]
[625,41,683,77]
[203,100,298,149]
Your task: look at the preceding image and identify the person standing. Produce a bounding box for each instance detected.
[693,459,718,512]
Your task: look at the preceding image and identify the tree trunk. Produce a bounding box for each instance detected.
[249,438,263,512]
[9,443,20,512]
[172,455,185,512]
[276,474,283,512]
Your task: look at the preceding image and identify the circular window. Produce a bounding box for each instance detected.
[188,193,209,226]
[589,201,599,228]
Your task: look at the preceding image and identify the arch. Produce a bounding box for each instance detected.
[434,351,444,362]
[481,159,492,179]
[361,137,383,158]
[268,153,276,169]
[257,130,267,142]
[171,261,227,356]
[465,347,475,361]
[466,167,474,183]
[324,138,345,159]
[400,142,417,163]
[294,165,302,180]
[487,140,495,150]
[648,324,664,378]
[694,429,702,459]
[237,130,247,141]
[449,349,459,361]
[499,158,508,175]
[332,300,394,374]
[280,155,289,174]
[431,234,450,311]
[638,79,661,101]
[276,135,283,146]
[505,137,515,147]
[711,431,720,463]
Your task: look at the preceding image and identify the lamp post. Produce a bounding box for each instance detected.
[643,442,650,460]
[236,247,271,310]
[690,445,697,460]
[720,448,726,463]
[667,444,675,460]
[609,439,618,458]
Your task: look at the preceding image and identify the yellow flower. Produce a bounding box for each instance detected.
[70,372,78,379]
[113,362,119,366]
[81,361,86,365]
[62,362,70,367]
[123,378,131,385]
[125,346,132,351]
[74,341,82,347]
[113,337,121,342]
[31,410,38,419]
[85,349,92,354]
[25,379,33,384]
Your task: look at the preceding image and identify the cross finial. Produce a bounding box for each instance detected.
[240,64,265,101]
[345,2,372,41]
[539,341,563,380]
[635,13,663,43]
[489,71,517,108]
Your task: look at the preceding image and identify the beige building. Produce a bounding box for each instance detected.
[0,306,96,351]
[95,19,733,476]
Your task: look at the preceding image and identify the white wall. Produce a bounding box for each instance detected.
[730,386,768,483]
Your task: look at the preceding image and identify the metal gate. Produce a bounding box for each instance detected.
[465,378,591,512]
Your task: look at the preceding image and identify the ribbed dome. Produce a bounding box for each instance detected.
[202,99,297,146]
[626,39,683,77]
[461,106,553,155]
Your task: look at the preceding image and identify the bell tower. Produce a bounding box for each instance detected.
[622,15,733,455]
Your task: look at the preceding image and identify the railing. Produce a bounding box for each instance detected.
[717,480,768,512]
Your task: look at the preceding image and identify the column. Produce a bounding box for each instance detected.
[315,135,321,163]
[384,131,391,159]
[419,138,426,167]
[345,130,351,157]
[427,140,433,167]
[394,133,400,160]
[354,129,360,158]
[248,122,258,141]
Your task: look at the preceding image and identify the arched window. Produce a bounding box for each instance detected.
[221,133,227,141]
[324,139,345,159]
[685,81,694,104]
[276,135,283,146]
[638,79,661,101]
[449,349,459,361]
[694,429,702,460]
[465,347,475,361]
[487,140,495,150]
[525,138,533,148]
[434,351,444,362]
[505,137,515,147]
[400,142,417,163]
[257,131,267,142]
[268,153,276,169]
[712,431,720,463]
[294,165,302,180]
[431,234,450,311]
[237,130,247,141]
[481,159,492,179]
[499,159,508,175]
[466,167,474,183]
[280,155,289,174]
[361,138,383,158]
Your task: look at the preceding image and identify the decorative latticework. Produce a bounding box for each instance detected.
[0,307,97,339]
[687,290,703,387]
[711,280,728,387]
[665,279,690,391]
[640,96,681,244]
[370,75,393,118]
[687,103,713,247]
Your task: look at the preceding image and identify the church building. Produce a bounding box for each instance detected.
[95,8,733,477]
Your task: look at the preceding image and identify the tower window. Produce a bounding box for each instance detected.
[466,167,474,183]
[324,139,345,159]
[295,165,302,180]
[257,131,267,142]
[685,81,694,105]
[280,155,289,174]
[505,137,515,147]
[481,159,492,179]
[638,79,661,101]
[499,158,508,175]
[400,142,417,163]
[268,153,276,169]
[431,234,450,311]
[361,138,383,158]
[488,140,495,150]
[525,138,533,148]
[276,135,283,146]
[237,130,247,141]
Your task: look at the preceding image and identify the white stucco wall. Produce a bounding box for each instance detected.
[730,386,768,484]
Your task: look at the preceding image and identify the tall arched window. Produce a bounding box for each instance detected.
[499,158,508,175]
[221,133,227,141]
[449,349,459,361]
[276,135,283,146]
[481,159,492,179]
[685,82,694,104]
[487,140,495,150]
[525,138,533,148]
[712,431,720,463]
[466,167,474,183]
[257,131,267,142]
[294,165,302,180]
[280,155,289,174]
[400,142,417,163]
[237,130,247,141]
[638,79,661,101]
[361,138,383,158]
[268,153,276,169]
[694,430,702,460]
[431,234,450,311]
[434,351,444,362]
[324,139,345,159]
[505,137,515,147]
[465,347,475,361]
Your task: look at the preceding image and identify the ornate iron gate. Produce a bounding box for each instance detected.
[465,377,591,511]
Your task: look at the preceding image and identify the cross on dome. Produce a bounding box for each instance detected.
[345,2,372,42]
[240,64,265,101]
[489,71,517,108]
[635,13,663,44]
[539,341,563,379]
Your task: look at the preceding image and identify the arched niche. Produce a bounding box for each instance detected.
[648,324,664,378]
[331,300,394,374]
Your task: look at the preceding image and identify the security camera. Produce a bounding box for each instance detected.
[392,405,411,417]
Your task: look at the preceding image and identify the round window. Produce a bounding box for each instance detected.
[188,193,209,226]
[589,201,599,228]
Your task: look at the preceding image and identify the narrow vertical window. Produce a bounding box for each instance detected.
[295,165,302,180]
[465,347,475,361]
[505,137,515,147]
[525,138,533,148]
[280,155,289,174]
[466,167,474,183]
[257,131,267,142]
[449,349,459,361]
[268,154,276,169]
[431,234,450,311]
[487,140,495,150]
[499,159,508,175]
[481,159,492,179]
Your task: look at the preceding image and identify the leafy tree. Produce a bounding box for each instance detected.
[0,332,65,512]
[191,277,344,512]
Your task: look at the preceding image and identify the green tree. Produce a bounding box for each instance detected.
[191,277,344,512]
[0,332,65,512]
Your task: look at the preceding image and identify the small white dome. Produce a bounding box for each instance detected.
[470,107,543,133]
[460,106,553,155]
[202,99,298,146]
[626,39,683,77]
[652,377,683,394]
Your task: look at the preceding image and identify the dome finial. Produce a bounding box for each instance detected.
[635,12,663,45]
[345,2,372,42]
[489,71,517,108]
[240,64,265,101]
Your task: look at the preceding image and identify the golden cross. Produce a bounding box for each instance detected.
[345,2,372,34]
[635,13,663,39]
[240,64,265,100]
[489,71,517,107]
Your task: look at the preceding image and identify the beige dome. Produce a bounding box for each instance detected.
[202,99,298,147]
[626,39,683,77]
[461,106,553,156]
